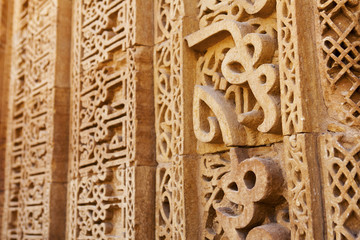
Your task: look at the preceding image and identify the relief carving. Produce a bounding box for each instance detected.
[0,0,350,239]
[190,1,291,239]
[201,148,289,239]
[2,0,69,239]
[68,0,154,239]
[187,0,281,152]
[154,0,190,238]
[317,0,360,127]
[321,133,360,239]
[284,134,318,240]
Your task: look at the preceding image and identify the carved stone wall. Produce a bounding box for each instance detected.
[66,0,155,239]
[154,0,200,239]
[1,0,360,239]
[184,1,292,239]
[1,0,71,239]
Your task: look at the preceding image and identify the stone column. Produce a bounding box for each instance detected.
[183,0,326,239]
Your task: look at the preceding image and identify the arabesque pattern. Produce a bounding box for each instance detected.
[187,0,291,238]
[188,0,281,153]
[1,0,358,239]
[154,0,187,238]
[200,149,290,239]
[277,0,305,134]
[2,0,57,239]
[284,135,315,240]
[68,1,137,239]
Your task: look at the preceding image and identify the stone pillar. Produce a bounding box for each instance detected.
[2,0,71,239]
[66,1,155,239]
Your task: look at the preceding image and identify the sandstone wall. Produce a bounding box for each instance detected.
[1,0,360,240]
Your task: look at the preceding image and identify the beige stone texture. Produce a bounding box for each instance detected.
[284,134,324,240]
[0,0,12,233]
[66,1,155,239]
[278,0,327,135]
[1,0,360,239]
[2,0,71,239]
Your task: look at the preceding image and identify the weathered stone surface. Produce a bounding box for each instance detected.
[1,0,360,239]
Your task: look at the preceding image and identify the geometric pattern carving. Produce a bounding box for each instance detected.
[321,133,360,240]
[2,1,358,240]
[317,1,360,127]
[67,0,137,239]
[2,0,57,239]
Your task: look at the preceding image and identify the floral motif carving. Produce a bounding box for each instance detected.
[154,0,187,239]
[284,135,316,240]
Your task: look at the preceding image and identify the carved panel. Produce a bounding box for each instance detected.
[200,147,290,239]
[187,0,282,153]
[154,0,187,238]
[277,0,304,134]
[184,1,294,239]
[68,0,154,239]
[321,133,360,239]
[2,0,70,239]
[284,135,317,240]
[68,0,136,238]
[317,0,360,127]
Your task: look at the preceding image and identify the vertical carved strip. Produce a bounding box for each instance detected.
[169,13,186,239]
[2,1,23,238]
[154,0,186,237]
[66,0,82,239]
[68,0,154,239]
[284,134,320,240]
[277,0,304,134]
[278,1,325,239]
[2,0,70,239]
[321,134,360,239]
[277,0,324,135]
[316,2,360,239]
[317,1,360,127]
[155,0,200,238]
